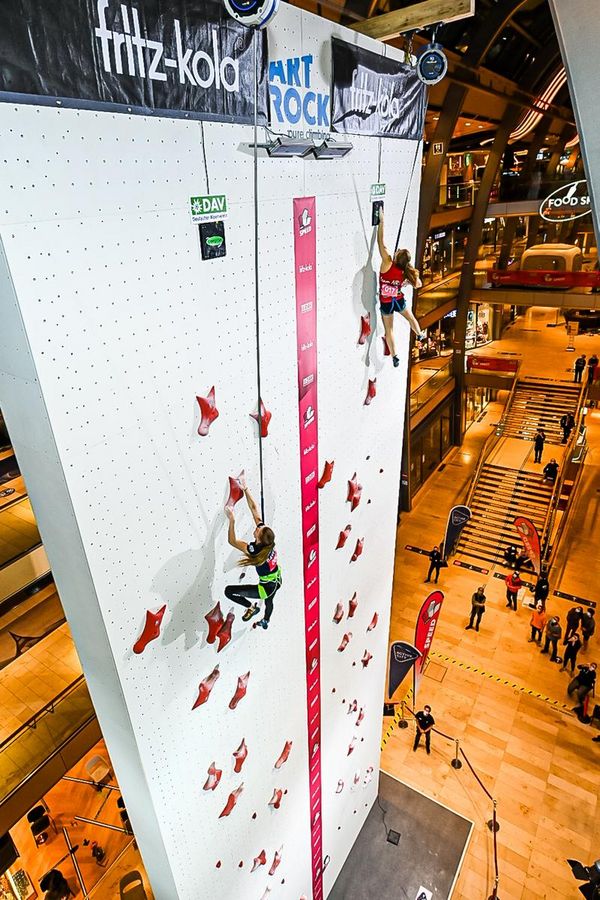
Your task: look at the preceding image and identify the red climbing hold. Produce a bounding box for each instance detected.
[226,470,245,511]
[356,707,365,726]
[367,612,378,632]
[336,525,352,549]
[216,610,235,653]
[203,762,222,791]
[361,650,373,668]
[318,460,335,489]
[364,379,377,406]
[351,538,364,562]
[274,740,293,769]
[251,850,267,872]
[229,671,250,710]
[250,399,272,438]
[133,605,167,654]
[196,387,219,436]
[347,699,357,714]
[382,336,391,356]
[348,593,358,618]
[219,784,244,818]
[358,313,371,345]
[347,737,357,756]
[269,788,283,810]
[192,665,220,709]
[269,849,282,876]
[338,632,352,652]
[233,738,248,774]
[205,602,224,645]
[347,474,362,511]
[333,601,344,624]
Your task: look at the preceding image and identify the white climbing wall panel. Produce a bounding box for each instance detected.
[0,5,420,899]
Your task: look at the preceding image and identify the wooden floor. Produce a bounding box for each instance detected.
[384,308,600,900]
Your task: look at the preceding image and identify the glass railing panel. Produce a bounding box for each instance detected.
[410,359,454,415]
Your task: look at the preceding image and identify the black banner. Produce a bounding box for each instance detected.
[0,0,267,124]
[388,641,421,697]
[442,505,471,559]
[331,37,426,140]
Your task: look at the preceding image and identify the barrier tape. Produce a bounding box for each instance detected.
[381,687,414,749]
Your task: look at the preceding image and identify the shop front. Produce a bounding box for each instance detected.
[409,397,455,496]
[466,386,494,427]
[465,302,497,350]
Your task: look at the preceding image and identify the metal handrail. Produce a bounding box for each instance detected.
[0,674,86,751]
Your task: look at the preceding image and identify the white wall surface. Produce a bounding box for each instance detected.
[0,6,420,898]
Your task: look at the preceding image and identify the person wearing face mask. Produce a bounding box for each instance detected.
[564,606,584,642]
[540,615,561,661]
[568,662,597,704]
[529,603,547,644]
[560,631,582,674]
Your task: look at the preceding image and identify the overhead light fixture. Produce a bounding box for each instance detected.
[264,137,314,158]
[312,140,353,159]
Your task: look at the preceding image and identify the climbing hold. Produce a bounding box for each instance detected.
[268,849,282,876]
[353,771,361,785]
[350,538,364,562]
[338,632,352,652]
[269,788,283,810]
[274,740,293,769]
[229,671,250,710]
[356,707,365,726]
[347,699,358,714]
[251,850,267,872]
[347,737,357,756]
[364,766,374,785]
[336,525,352,549]
[361,650,373,668]
[382,336,390,356]
[192,665,220,709]
[336,779,344,794]
[358,313,371,345]
[233,738,248,774]
[348,592,358,618]
[347,475,362,511]
[203,762,222,791]
[133,605,167,654]
[219,784,244,818]
[364,379,377,406]
[250,399,272,438]
[205,602,225,645]
[333,601,344,624]
[216,610,235,653]
[216,861,221,868]
[318,460,335,489]
[196,387,219,436]
[367,612,378,632]
[225,470,245,511]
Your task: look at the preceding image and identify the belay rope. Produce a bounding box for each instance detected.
[393,140,422,254]
[252,28,266,522]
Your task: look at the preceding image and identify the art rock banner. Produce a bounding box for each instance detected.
[514,516,541,573]
[0,0,268,123]
[293,197,323,900]
[413,591,444,701]
[331,37,426,140]
[442,505,471,559]
[388,641,421,698]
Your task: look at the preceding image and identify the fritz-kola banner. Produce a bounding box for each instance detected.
[0,0,268,123]
[331,37,426,140]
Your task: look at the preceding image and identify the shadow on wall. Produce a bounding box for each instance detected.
[352,184,379,370]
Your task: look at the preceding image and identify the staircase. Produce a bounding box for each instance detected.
[501,378,581,444]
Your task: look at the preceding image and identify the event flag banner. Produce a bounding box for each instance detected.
[442,505,472,559]
[293,197,323,900]
[388,641,421,698]
[514,516,541,573]
[0,0,268,123]
[413,591,444,700]
[331,37,426,140]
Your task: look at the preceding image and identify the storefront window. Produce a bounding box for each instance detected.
[412,311,456,362]
[409,399,455,496]
[466,386,492,427]
[465,303,493,350]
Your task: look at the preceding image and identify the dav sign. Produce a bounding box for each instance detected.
[268,55,330,139]
[190,194,228,224]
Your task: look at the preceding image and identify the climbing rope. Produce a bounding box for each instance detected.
[252,28,266,522]
[393,140,422,254]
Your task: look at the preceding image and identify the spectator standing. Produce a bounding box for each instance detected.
[529,603,547,644]
[568,662,597,703]
[541,615,561,660]
[505,570,523,610]
[560,632,582,673]
[425,545,442,584]
[413,705,435,754]
[581,609,596,649]
[543,458,559,483]
[588,353,598,384]
[504,545,518,568]
[564,606,584,641]
[560,412,575,443]
[574,354,586,383]
[533,428,546,463]
[465,587,486,631]
[534,571,550,608]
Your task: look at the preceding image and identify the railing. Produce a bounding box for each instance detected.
[440,180,480,208]
[496,174,580,204]
[0,675,95,805]
[409,358,453,416]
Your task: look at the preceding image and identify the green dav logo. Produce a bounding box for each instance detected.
[190,194,228,224]
[206,235,224,248]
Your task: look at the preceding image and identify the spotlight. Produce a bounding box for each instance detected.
[416,42,448,86]
[264,137,314,158]
[567,858,600,898]
[312,140,353,159]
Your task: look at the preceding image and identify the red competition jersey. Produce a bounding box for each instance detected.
[379,263,406,299]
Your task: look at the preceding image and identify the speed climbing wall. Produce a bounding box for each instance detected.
[0,2,423,898]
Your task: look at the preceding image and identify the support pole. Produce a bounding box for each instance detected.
[450,738,462,769]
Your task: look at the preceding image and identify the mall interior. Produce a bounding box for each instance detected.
[0,0,599,898]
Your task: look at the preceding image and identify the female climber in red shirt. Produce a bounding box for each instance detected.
[377,211,422,367]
